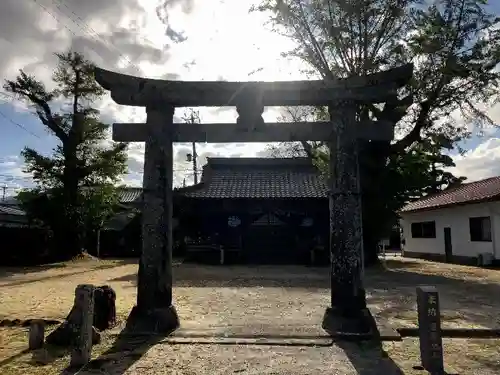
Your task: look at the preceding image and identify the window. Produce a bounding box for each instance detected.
[469,216,492,242]
[411,221,436,238]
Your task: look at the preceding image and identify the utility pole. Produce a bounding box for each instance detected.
[183,109,200,185]
[192,141,198,184]
[1,185,6,201]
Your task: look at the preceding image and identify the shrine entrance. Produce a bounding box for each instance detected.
[244,221,296,264]
[94,63,413,334]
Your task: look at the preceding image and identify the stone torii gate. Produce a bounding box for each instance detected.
[94,64,413,333]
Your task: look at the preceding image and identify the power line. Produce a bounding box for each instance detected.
[36,0,144,76]
[0,0,148,139]
[51,0,143,74]
[0,170,195,181]
[0,174,33,180]
[1,0,146,141]
[5,2,210,181]
[0,95,42,139]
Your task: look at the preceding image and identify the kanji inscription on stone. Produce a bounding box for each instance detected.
[416,285,444,374]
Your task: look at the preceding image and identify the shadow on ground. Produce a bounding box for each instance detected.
[59,327,167,375]
[337,340,405,375]
[0,348,29,368]
[0,259,136,287]
[109,263,332,289]
[368,259,500,330]
[0,263,66,280]
[110,259,500,330]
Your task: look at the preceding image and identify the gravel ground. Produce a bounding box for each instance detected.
[1,257,500,375]
[112,342,402,375]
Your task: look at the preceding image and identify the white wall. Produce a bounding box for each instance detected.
[400,201,500,260]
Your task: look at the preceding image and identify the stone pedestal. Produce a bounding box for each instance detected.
[327,102,370,335]
[127,305,179,333]
[129,105,179,333]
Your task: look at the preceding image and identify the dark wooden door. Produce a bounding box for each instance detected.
[243,226,298,264]
[443,227,453,263]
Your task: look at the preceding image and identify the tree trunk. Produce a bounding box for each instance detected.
[359,141,392,267]
[52,224,84,260]
[61,145,85,257]
[362,234,380,266]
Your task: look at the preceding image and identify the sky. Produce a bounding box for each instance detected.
[1,0,500,197]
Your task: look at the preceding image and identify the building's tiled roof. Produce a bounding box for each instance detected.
[103,210,138,231]
[177,157,328,199]
[0,205,25,216]
[116,187,143,203]
[0,188,143,212]
[400,176,500,213]
[0,196,19,205]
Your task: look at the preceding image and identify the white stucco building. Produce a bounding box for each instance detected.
[399,176,500,266]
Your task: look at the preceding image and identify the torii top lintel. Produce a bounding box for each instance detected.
[94,64,413,108]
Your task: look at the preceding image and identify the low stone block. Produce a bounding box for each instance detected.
[28,320,45,350]
[46,284,100,348]
[93,285,117,331]
[70,284,95,367]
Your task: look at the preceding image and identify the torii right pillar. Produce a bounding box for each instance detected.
[323,99,372,335]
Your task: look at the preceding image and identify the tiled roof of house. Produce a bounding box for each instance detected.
[0,187,143,210]
[103,210,138,231]
[177,157,328,199]
[0,196,19,205]
[400,176,500,213]
[0,205,25,216]
[116,187,143,203]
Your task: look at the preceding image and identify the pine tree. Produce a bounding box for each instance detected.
[4,51,128,259]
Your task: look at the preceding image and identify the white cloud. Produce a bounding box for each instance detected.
[0,0,306,189]
[447,137,500,182]
[0,156,34,195]
[2,0,499,193]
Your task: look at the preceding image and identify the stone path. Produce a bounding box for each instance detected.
[80,265,404,374]
[117,342,403,375]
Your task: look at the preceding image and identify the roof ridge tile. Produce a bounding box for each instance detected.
[400,175,500,213]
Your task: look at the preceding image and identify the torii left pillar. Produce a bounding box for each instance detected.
[127,104,180,333]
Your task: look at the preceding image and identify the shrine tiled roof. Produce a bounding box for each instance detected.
[116,187,143,203]
[400,176,500,213]
[0,204,25,216]
[177,157,328,199]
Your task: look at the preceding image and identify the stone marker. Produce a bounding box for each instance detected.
[28,319,45,350]
[93,285,116,331]
[219,246,225,265]
[46,286,101,347]
[416,286,444,374]
[70,284,95,368]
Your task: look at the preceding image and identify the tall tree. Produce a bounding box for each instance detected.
[4,51,128,259]
[253,0,500,263]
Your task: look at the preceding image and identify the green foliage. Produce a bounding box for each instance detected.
[254,0,500,141]
[4,51,128,258]
[254,0,500,263]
